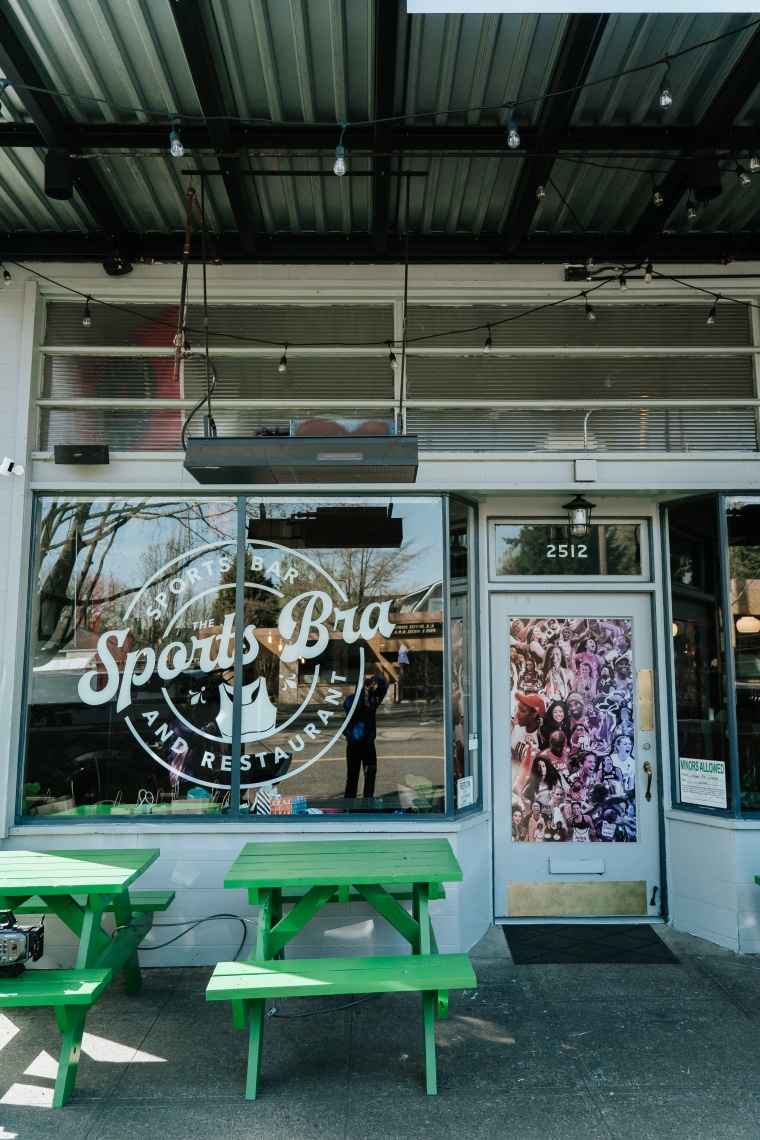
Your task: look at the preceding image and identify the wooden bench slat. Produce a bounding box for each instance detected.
[207,954,475,1000]
[0,968,112,1007]
[11,889,175,915]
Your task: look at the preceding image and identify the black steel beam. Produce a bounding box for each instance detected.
[502,14,609,255]
[373,0,403,255]
[1,229,758,264]
[0,8,130,251]
[631,25,760,256]
[1,120,760,154]
[171,0,259,256]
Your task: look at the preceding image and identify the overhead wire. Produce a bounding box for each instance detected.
[0,17,756,135]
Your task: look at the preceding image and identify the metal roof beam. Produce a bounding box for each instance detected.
[171,0,259,256]
[373,0,403,255]
[2,230,758,264]
[631,26,760,257]
[1,121,759,153]
[501,14,609,255]
[0,8,131,253]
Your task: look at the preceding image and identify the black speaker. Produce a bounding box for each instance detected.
[54,444,110,465]
[44,147,73,201]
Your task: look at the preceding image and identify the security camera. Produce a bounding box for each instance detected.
[0,457,24,477]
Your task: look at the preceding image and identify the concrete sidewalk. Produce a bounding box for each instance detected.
[0,924,758,1139]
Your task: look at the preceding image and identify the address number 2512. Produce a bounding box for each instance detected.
[546,543,587,558]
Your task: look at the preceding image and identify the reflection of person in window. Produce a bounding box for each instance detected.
[343,674,389,800]
[396,642,410,700]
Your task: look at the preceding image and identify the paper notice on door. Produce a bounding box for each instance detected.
[679,757,727,809]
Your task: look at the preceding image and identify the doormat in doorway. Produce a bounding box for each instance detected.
[503,924,679,965]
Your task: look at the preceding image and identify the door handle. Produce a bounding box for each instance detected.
[643,760,653,801]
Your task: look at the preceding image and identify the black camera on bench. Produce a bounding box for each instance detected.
[0,910,44,978]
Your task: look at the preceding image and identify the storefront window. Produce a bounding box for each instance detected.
[667,499,731,812]
[22,498,237,818]
[20,495,448,819]
[449,498,478,809]
[240,496,445,815]
[727,498,760,812]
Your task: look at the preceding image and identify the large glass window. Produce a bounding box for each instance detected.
[726,498,760,812]
[667,498,731,813]
[449,498,479,810]
[20,494,450,820]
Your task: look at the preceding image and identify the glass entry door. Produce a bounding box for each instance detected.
[491,593,662,920]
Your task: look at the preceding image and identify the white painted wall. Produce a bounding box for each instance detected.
[1,813,493,966]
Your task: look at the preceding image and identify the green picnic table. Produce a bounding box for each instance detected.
[208,837,476,1097]
[0,849,172,1105]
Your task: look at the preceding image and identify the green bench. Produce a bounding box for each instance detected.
[11,889,176,916]
[207,952,477,1098]
[0,968,112,1106]
[2,888,174,1105]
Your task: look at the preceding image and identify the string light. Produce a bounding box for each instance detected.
[333,122,348,176]
[686,199,697,222]
[652,178,664,207]
[644,260,653,283]
[483,327,493,353]
[82,296,92,327]
[584,294,595,322]
[388,341,397,371]
[1,264,10,286]
[506,106,520,150]
[619,276,627,292]
[736,161,751,187]
[750,150,760,174]
[169,118,184,159]
[278,345,288,373]
[659,65,673,108]
[536,185,546,199]
[707,295,719,325]
[585,256,594,280]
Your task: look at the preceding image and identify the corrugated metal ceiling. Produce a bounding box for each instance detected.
[0,2,759,263]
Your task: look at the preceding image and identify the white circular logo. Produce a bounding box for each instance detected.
[77,539,394,791]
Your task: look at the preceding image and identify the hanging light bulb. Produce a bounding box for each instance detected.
[388,341,397,371]
[619,276,627,293]
[736,161,751,187]
[278,345,288,373]
[584,294,595,322]
[707,296,719,325]
[333,121,348,176]
[750,150,760,174]
[644,260,653,283]
[169,118,184,158]
[506,105,520,150]
[686,199,697,222]
[483,327,493,354]
[659,74,672,109]
[536,185,545,199]
[82,296,91,328]
[1,265,10,286]
[652,187,664,207]
[333,144,346,176]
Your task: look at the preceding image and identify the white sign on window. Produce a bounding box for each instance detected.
[679,757,727,809]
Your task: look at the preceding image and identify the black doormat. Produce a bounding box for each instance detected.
[503,923,679,965]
